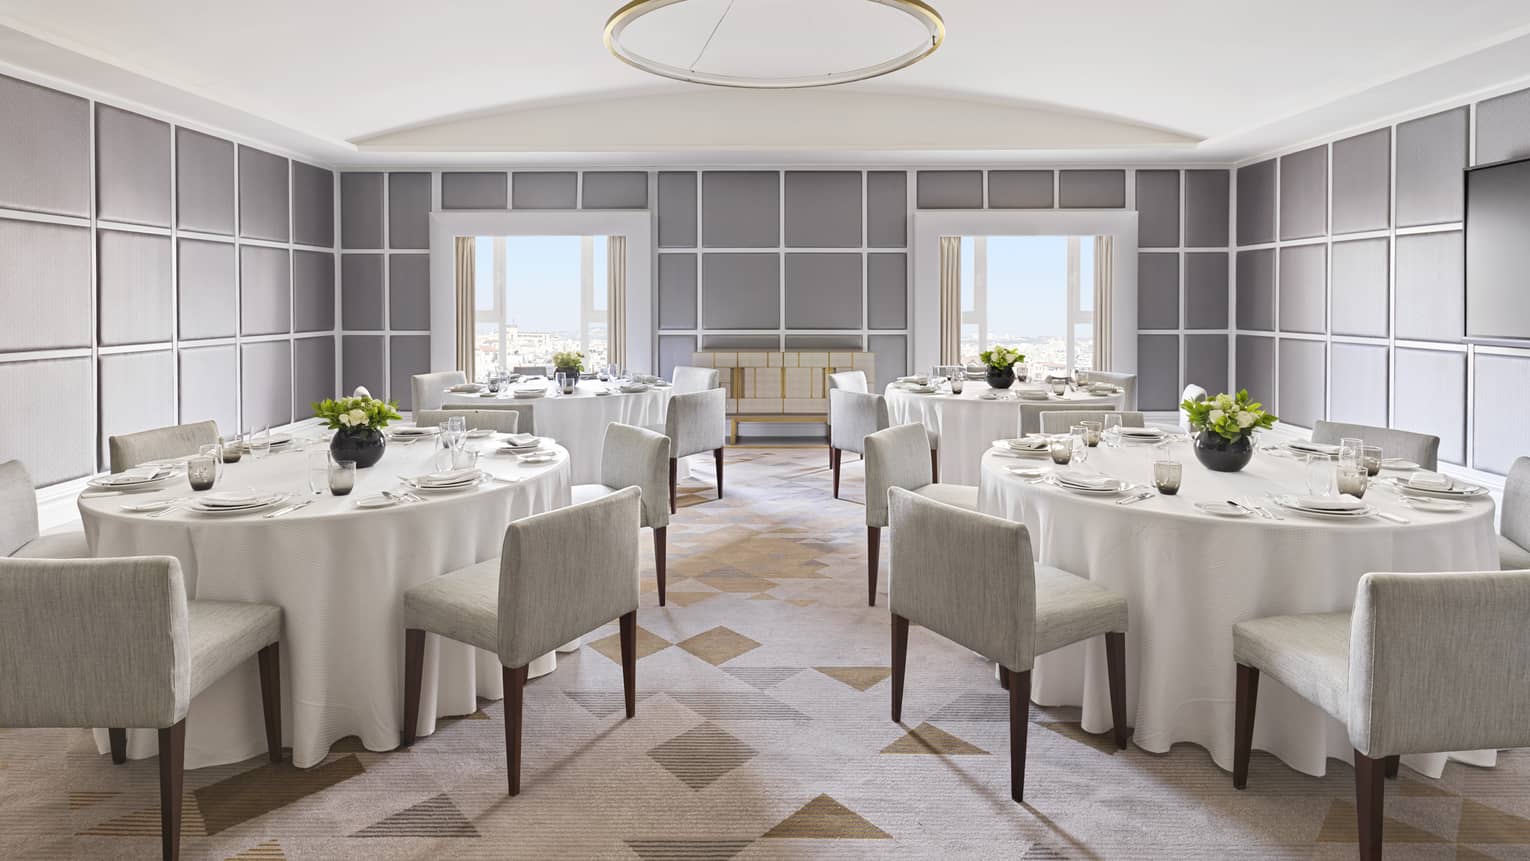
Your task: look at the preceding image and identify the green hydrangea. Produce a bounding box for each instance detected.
[313,396,402,432]
[978,345,1025,371]
[1181,389,1277,442]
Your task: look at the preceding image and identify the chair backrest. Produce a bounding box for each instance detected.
[672,366,720,395]
[1180,384,1209,432]
[0,460,40,557]
[1018,403,1107,437]
[513,365,550,378]
[664,388,727,459]
[0,556,190,729]
[864,424,934,528]
[414,408,519,435]
[443,402,535,433]
[829,389,890,454]
[497,486,641,670]
[827,370,869,393]
[108,420,219,474]
[1311,420,1440,471]
[1038,410,1145,435]
[600,423,671,529]
[1081,371,1137,410]
[1505,456,1530,551]
[888,488,1037,673]
[411,370,467,412]
[1348,569,1530,758]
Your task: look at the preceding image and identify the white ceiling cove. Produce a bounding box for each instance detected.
[2,0,1530,165]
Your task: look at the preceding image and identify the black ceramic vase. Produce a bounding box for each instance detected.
[330,426,387,469]
[1192,430,1254,472]
[986,366,1016,389]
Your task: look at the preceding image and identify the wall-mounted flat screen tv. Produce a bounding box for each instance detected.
[1466,155,1530,341]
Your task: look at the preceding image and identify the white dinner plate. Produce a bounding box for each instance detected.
[617,384,649,394]
[1384,477,1488,499]
[1052,473,1128,495]
[991,440,1050,458]
[465,428,496,439]
[513,390,548,399]
[354,494,399,509]
[1194,501,1253,517]
[1272,495,1375,518]
[87,470,174,490]
[1117,427,1167,440]
[1398,496,1469,513]
[594,389,613,396]
[188,494,288,516]
[391,426,439,437]
[1287,441,1340,457]
[517,451,560,464]
[404,475,484,493]
[120,497,177,513]
[1380,458,1420,471]
[1006,466,1050,479]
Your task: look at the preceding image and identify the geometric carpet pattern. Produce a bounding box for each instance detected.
[3,446,1530,858]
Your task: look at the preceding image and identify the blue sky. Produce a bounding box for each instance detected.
[966,235,1091,337]
[475,236,604,333]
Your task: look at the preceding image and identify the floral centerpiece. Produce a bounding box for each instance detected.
[314,395,401,469]
[978,345,1025,389]
[1181,389,1277,472]
[552,349,584,380]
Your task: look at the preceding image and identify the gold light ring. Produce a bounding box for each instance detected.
[604,0,944,89]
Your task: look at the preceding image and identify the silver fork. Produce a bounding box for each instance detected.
[147,499,188,518]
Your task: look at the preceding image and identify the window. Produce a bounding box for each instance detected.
[958,235,1094,375]
[472,236,610,380]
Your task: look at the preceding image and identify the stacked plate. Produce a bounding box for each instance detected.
[447,383,485,393]
[402,468,485,493]
[1088,383,1121,394]
[1271,494,1375,519]
[618,383,650,394]
[902,384,936,394]
[1116,427,1167,443]
[1286,440,1340,458]
[513,386,549,399]
[497,434,548,455]
[389,426,439,441]
[1018,390,1050,401]
[993,438,1051,458]
[188,490,289,516]
[896,375,928,385]
[87,466,176,491]
[1052,471,1129,495]
[1386,473,1488,500]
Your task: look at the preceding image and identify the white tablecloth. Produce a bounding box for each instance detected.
[976,440,1500,778]
[442,380,671,484]
[79,436,572,769]
[886,382,1125,486]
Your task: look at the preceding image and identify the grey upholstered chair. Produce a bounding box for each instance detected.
[1311,420,1440,471]
[888,489,1129,803]
[829,374,893,499]
[864,424,978,607]
[1,460,89,559]
[401,487,642,796]
[108,420,219,474]
[1180,384,1208,433]
[1038,410,1146,435]
[652,386,726,513]
[512,365,550,378]
[1233,570,1530,861]
[827,370,870,468]
[671,365,720,395]
[411,370,467,412]
[445,402,536,433]
[572,424,672,604]
[1019,403,1113,437]
[1079,370,1138,410]
[414,408,520,435]
[1503,457,1530,570]
[0,556,282,861]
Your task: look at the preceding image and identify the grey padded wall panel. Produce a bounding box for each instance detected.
[1394,231,1464,342]
[784,171,861,248]
[389,254,430,330]
[341,172,384,249]
[1184,170,1230,248]
[785,335,863,349]
[97,230,173,346]
[341,254,385,330]
[291,161,334,248]
[1137,253,1179,329]
[658,334,697,379]
[1184,252,1229,329]
[94,105,170,227]
[1331,128,1391,234]
[1235,335,1275,403]
[1277,244,1326,334]
[237,146,289,242]
[867,253,907,329]
[0,74,89,217]
[1476,87,1530,164]
[292,250,335,333]
[441,172,508,210]
[342,335,385,397]
[1136,334,1180,410]
[1235,249,1275,331]
[988,170,1053,209]
[785,253,862,329]
[512,172,577,209]
[1277,338,1326,429]
[1395,107,1468,227]
[1472,353,1530,474]
[1135,170,1180,248]
[178,345,238,433]
[1393,347,1466,465]
[582,171,648,209]
[701,334,779,349]
[1330,238,1389,338]
[387,172,432,249]
[1236,159,1276,246]
[0,358,93,483]
[867,334,906,389]
[293,336,336,413]
[175,128,235,235]
[240,340,293,431]
[98,350,176,464]
[657,253,697,330]
[916,171,982,209]
[177,238,237,340]
[702,171,779,248]
[1279,146,1328,240]
[0,219,91,352]
[1329,343,1389,429]
[388,335,430,410]
[1058,170,1126,208]
[702,253,779,329]
[657,172,697,248]
[1185,334,1228,394]
[866,171,908,247]
[239,245,291,336]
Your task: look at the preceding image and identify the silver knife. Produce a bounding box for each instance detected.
[1373,510,1410,524]
[263,500,311,519]
[1117,491,1154,505]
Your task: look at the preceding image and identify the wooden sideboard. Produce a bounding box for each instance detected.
[689,350,876,443]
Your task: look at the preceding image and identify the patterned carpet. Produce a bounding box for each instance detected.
[3,446,1529,860]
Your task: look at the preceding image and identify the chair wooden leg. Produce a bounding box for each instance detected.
[866,526,880,607]
[257,642,282,762]
[1233,663,1259,789]
[619,611,637,719]
[503,665,528,796]
[109,728,127,764]
[998,666,1010,690]
[653,527,667,607]
[1007,668,1032,804]
[890,613,909,723]
[1104,632,1128,750]
[828,441,834,468]
[831,448,842,498]
[401,629,426,747]
[930,448,939,483]
[1384,754,1400,779]
[714,448,724,499]
[668,457,678,514]
[158,719,185,861]
[1354,750,1385,861]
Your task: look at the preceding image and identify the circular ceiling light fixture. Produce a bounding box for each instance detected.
[604,0,945,89]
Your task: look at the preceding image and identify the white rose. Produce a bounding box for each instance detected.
[337,412,352,427]
[1215,394,1234,409]
[347,408,367,426]
[1236,410,1256,428]
[1209,408,1226,424]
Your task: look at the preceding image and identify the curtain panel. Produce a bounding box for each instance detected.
[939,236,962,365]
[1093,235,1113,370]
[607,236,627,369]
[454,237,476,377]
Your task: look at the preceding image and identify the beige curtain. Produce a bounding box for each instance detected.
[939,236,961,364]
[454,237,476,376]
[607,235,627,368]
[1093,235,1113,369]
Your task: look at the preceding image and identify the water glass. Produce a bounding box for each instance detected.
[1153,459,1182,495]
[307,452,330,495]
[247,427,271,460]
[557,372,576,395]
[1067,425,1089,463]
[1102,413,1123,447]
[1048,435,1073,465]
[1361,445,1383,477]
[1337,465,1369,499]
[451,446,480,471]
[187,454,218,491]
[487,376,504,394]
[1081,420,1102,448]
[221,433,244,463]
[1014,362,1028,383]
[1306,454,1335,496]
[1050,379,1068,397]
[328,460,356,496]
[1338,436,1364,471]
[949,375,964,395]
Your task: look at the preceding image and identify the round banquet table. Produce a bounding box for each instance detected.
[886,382,1125,486]
[976,439,1500,779]
[442,379,671,484]
[78,434,572,769]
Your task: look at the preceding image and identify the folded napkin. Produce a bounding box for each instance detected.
[100,467,167,485]
[1295,494,1365,511]
[505,433,538,447]
[202,490,267,506]
[1290,440,1340,455]
[415,468,480,487]
[447,383,483,393]
[1408,471,1452,491]
[1054,471,1114,489]
[897,375,928,385]
[1004,438,1048,451]
[1018,391,1050,401]
[1118,426,1164,437]
[1089,383,1118,393]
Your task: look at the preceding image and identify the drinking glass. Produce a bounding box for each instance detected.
[247,427,271,460]
[451,446,480,471]
[1306,454,1335,496]
[949,375,964,395]
[1014,362,1028,383]
[1153,459,1182,495]
[307,452,330,495]
[557,372,576,395]
[328,460,356,496]
[220,432,244,463]
[187,454,218,491]
[1048,435,1073,465]
[1081,420,1102,448]
[1361,445,1383,477]
[1102,414,1123,448]
[1337,465,1369,499]
[1050,379,1068,397]
[487,375,504,394]
[1338,436,1364,471]
[1069,426,1090,463]
[446,415,466,436]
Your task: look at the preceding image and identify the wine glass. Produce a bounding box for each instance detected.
[1102,414,1123,447]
